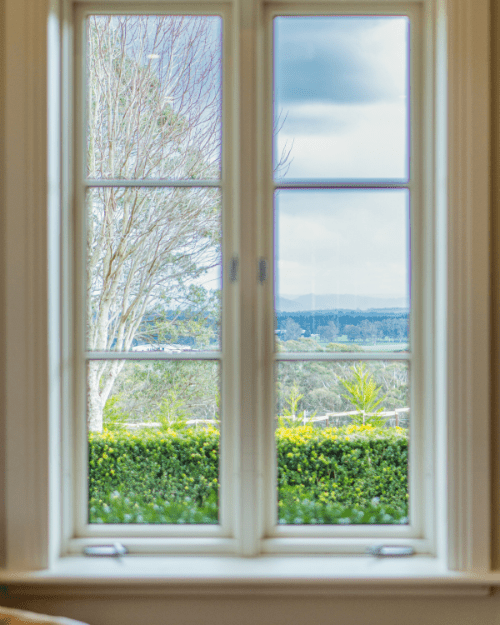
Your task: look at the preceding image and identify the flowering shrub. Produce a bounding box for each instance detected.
[88,425,408,524]
[88,426,220,515]
[276,424,408,516]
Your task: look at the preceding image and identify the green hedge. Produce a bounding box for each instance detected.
[276,424,408,508]
[88,424,408,524]
[89,428,219,507]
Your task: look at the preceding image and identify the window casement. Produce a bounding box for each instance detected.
[69,1,428,555]
[2,0,490,576]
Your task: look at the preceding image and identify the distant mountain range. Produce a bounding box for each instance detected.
[277,294,409,312]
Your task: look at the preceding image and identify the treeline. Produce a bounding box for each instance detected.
[130,308,409,349]
[276,309,408,343]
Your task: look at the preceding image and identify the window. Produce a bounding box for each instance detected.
[271,14,413,534]
[1,0,490,574]
[77,12,227,531]
[67,0,433,555]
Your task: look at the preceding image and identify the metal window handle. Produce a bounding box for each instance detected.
[259,258,268,283]
[229,256,239,282]
[84,543,128,557]
[367,545,415,557]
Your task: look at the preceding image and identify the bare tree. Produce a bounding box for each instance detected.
[86,15,222,431]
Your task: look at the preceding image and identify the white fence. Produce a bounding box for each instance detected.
[278,407,409,428]
[123,409,410,431]
[124,419,217,430]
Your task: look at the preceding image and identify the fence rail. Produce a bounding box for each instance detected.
[278,407,409,428]
[122,409,410,431]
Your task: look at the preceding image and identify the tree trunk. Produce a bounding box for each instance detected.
[87,360,127,432]
[87,364,105,432]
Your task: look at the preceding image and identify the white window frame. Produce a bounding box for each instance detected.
[69,0,428,555]
[259,4,425,554]
[71,3,239,551]
[1,0,490,577]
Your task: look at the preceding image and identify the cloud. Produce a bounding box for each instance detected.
[274,16,408,105]
[275,100,407,179]
[276,103,351,136]
[275,189,409,298]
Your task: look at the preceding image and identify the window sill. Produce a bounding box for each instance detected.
[0,556,497,597]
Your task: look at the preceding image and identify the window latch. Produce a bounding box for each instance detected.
[367,545,415,558]
[229,256,239,282]
[258,258,268,283]
[84,542,128,557]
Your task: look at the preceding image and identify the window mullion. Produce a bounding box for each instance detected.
[235,0,264,556]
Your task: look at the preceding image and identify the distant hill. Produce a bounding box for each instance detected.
[276,296,304,311]
[277,294,409,312]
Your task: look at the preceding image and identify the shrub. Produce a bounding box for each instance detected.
[88,424,408,524]
[88,426,220,509]
[276,424,408,511]
[278,488,407,525]
[90,490,218,524]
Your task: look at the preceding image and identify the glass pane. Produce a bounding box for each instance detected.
[88,360,220,524]
[275,190,409,353]
[86,15,222,180]
[273,16,409,180]
[276,360,409,524]
[86,187,222,352]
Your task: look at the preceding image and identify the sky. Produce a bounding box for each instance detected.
[275,189,409,301]
[273,16,410,302]
[88,15,410,306]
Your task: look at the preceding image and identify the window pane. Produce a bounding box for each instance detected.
[86,187,222,353]
[276,360,409,524]
[273,16,409,180]
[88,360,220,524]
[86,15,222,180]
[275,189,409,352]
